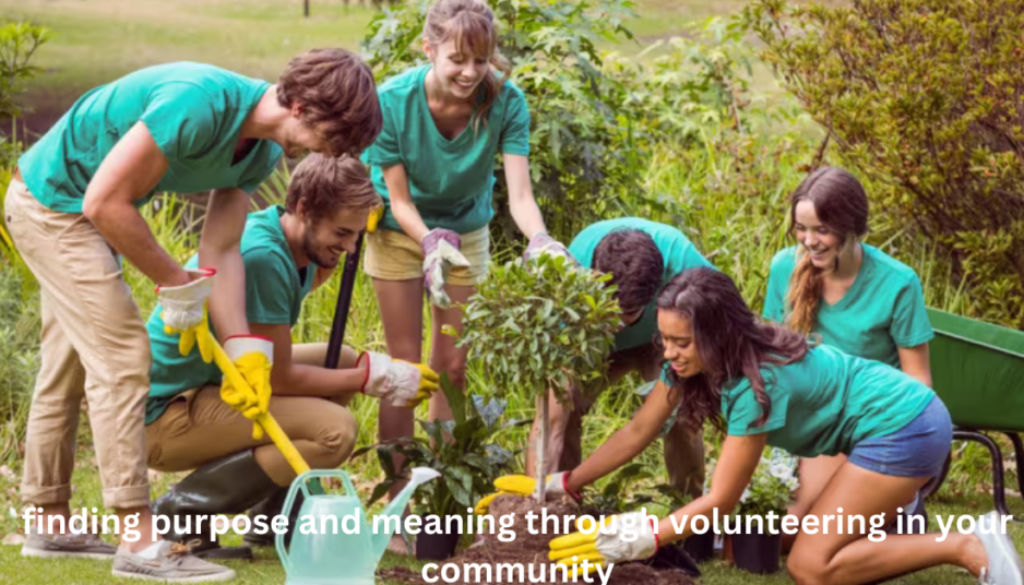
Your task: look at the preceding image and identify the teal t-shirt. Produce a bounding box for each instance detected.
[762,244,934,368]
[145,206,315,424]
[361,65,531,234]
[664,344,936,457]
[569,218,714,352]
[19,62,283,213]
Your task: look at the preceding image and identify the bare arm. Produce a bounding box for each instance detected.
[898,343,932,387]
[565,379,678,493]
[657,433,765,546]
[81,121,188,287]
[250,322,367,398]
[199,188,251,340]
[503,154,546,239]
[382,164,430,243]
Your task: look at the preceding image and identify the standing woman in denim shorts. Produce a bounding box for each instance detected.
[360,0,569,544]
[536,268,1022,585]
[763,167,935,544]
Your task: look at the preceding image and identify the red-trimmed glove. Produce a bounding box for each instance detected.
[357,351,439,408]
[158,268,216,362]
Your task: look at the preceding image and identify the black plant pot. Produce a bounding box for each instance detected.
[731,532,781,574]
[682,530,716,563]
[416,529,460,561]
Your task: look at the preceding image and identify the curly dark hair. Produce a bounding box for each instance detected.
[656,267,808,432]
[593,229,664,316]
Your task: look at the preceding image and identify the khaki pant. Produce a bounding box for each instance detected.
[4,178,151,509]
[364,226,490,285]
[561,344,706,499]
[145,344,359,486]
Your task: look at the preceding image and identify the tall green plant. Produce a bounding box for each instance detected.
[746,0,1024,328]
[457,254,620,500]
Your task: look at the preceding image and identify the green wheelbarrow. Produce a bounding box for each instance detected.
[920,307,1024,518]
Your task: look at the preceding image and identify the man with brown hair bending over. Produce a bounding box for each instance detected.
[4,49,382,582]
[145,154,439,561]
[519,218,715,504]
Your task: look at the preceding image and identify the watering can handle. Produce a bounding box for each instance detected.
[276,469,358,571]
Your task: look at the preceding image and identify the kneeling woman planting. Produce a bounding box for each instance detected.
[506,268,1022,585]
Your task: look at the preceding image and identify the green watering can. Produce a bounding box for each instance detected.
[277,468,441,585]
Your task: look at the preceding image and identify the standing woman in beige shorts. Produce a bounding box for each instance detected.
[360,0,571,547]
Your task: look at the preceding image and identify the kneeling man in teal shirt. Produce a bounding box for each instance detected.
[145,154,438,560]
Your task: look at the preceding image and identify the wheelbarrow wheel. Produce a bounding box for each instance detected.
[920,451,952,499]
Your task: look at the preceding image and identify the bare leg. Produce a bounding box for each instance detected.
[372,277,424,530]
[427,284,475,422]
[782,454,847,552]
[787,461,988,584]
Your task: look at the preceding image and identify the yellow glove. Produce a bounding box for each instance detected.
[473,472,577,515]
[220,336,274,440]
[164,302,215,363]
[366,205,384,233]
[549,511,659,572]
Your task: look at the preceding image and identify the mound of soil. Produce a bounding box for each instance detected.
[380,495,697,585]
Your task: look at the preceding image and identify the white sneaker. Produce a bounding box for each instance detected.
[977,512,1023,585]
[112,540,236,582]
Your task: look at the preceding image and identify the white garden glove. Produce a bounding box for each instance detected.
[421,229,470,310]
[549,511,659,569]
[357,351,440,408]
[157,268,216,361]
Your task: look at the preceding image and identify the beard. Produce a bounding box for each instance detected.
[302,231,341,269]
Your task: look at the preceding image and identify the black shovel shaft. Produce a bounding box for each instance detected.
[325,232,364,369]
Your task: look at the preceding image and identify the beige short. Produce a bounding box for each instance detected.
[363,226,490,286]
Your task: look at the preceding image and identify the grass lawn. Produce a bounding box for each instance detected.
[1,447,1021,584]
[3,0,796,141]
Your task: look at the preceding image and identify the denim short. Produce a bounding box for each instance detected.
[848,396,952,478]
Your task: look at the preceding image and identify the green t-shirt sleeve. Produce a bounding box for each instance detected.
[140,83,217,161]
[243,246,296,325]
[499,86,530,156]
[723,372,789,436]
[363,98,402,168]
[891,274,934,348]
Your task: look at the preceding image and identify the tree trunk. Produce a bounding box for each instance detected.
[304,0,310,17]
[534,392,549,503]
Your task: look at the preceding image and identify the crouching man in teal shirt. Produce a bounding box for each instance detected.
[523,218,715,502]
[144,155,438,560]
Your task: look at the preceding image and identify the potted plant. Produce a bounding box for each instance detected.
[355,377,528,560]
[723,447,799,574]
[456,254,621,501]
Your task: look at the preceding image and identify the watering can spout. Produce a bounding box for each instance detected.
[372,467,441,562]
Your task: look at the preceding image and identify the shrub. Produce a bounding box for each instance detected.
[746,0,1024,328]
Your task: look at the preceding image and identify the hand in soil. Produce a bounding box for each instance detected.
[409,495,696,585]
[549,511,658,568]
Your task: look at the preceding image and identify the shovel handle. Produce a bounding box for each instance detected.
[204,331,312,476]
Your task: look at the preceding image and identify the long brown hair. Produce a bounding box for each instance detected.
[785,167,869,334]
[424,0,512,133]
[657,268,808,432]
